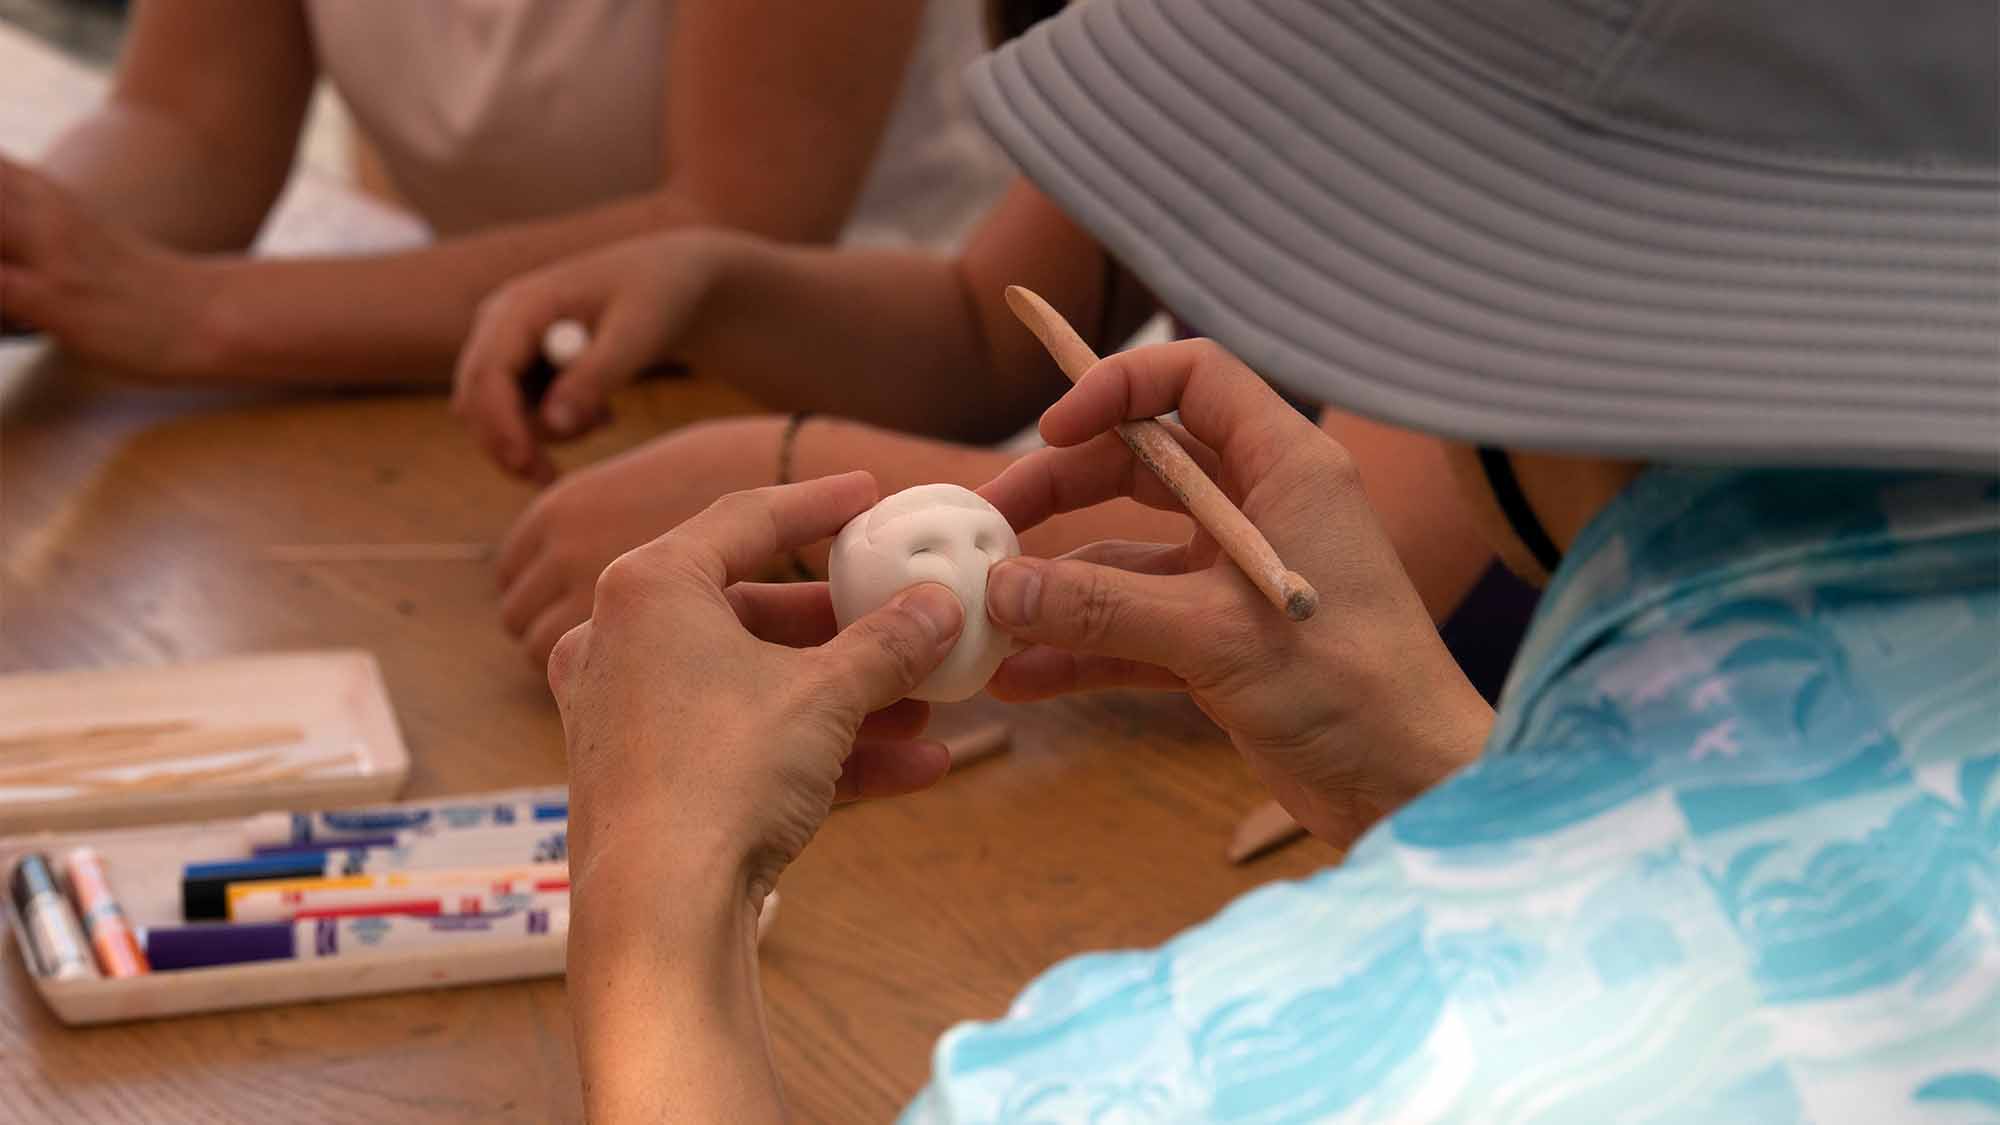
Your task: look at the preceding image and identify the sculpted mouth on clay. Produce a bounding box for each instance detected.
[827,484,1022,703]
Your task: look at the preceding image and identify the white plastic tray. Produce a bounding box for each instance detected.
[2,787,569,1025]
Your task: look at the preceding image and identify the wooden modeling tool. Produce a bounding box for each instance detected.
[1005,286,1320,621]
[1227,799,1310,863]
[942,720,1011,768]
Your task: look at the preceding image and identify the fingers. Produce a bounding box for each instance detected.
[984,554,1221,668]
[1039,339,1317,490]
[0,265,55,334]
[495,505,549,591]
[725,581,839,648]
[833,738,951,803]
[978,424,1221,533]
[810,582,963,716]
[986,645,1185,701]
[452,291,548,479]
[525,600,585,670]
[537,297,658,440]
[0,155,59,265]
[653,472,879,590]
[857,698,931,741]
[498,555,571,638]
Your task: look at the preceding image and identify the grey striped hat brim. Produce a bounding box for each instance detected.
[969,0,2000,469]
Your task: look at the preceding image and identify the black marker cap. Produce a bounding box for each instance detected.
[181,855,326,921]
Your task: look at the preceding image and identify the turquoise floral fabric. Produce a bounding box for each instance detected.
[906,469,2000,1123]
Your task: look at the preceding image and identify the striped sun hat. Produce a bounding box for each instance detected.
[969,0,1999,469]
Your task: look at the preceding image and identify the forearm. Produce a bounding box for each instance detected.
[571,851,782,1123]
[679,239,1062,443]
[189,193,719,384]
[790,417,1190,569]
[41,105,291,251]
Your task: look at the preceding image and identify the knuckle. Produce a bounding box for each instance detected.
[1187,337,1229,369]
[1063,565,1125,650]
[1314,435,1364,495]
[545,623,588,697]
[590,551,653,615]
[790,662,857,722]
[706,488,768,526]
[860,615,928,685]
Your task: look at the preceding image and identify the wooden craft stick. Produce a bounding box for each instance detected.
[0,724,311,784]
[77,753,349,794]
[0,719,196,758]
[1005,286,1320,621]
[260,542,494,563]
[1227,799,1309,863]
[943,720,1011,768]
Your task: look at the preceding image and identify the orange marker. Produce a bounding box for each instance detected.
[63,847,150,977]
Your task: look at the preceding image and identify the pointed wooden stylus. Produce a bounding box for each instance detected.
[1005,286,1319,621]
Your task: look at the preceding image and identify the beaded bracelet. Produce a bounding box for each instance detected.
[777,412,819,581]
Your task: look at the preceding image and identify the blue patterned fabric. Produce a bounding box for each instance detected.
[905,468,2000,1123]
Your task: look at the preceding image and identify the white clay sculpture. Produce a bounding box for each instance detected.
[827,484,1022,702]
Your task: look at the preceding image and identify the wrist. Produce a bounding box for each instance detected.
[173,256,251,378]
[570,845,771,1119]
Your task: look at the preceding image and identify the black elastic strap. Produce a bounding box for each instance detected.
[1477,446,1563,575]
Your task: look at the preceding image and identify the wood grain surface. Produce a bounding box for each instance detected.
[0,342,1332,1122]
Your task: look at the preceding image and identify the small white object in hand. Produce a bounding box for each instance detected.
[541,319,591,368]
[828,484,1022,702]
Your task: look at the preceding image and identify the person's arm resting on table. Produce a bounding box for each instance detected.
[4,0,925,385]
[454,180,1156,476]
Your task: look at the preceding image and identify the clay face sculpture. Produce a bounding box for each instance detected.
[827,484,1022,702]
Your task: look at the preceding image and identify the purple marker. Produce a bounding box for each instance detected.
[140,905,567,971]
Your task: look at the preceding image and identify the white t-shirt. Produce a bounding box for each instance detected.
[303,0,1013,248]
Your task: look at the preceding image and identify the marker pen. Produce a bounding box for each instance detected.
[242,795,567,850]
[225,863,570,922]
[9,853,97,981]
[62,847,148,977]
[518,319,592,411]
[186,824,568,919]
[142,906,567,971]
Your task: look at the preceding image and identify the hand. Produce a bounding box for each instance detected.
[452,230,729,481]
[495,416,789,665]
[0,155,215,376]
[548,470,964,910]
[977,340,1494,846]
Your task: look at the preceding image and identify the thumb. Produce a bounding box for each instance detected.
[815,582,964,715]
[984,556,1206,666]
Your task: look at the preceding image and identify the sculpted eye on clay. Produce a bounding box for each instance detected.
[827,484,1023,702]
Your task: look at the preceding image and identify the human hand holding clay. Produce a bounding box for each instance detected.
[547,471,962,1121]
[978,339,1495,846]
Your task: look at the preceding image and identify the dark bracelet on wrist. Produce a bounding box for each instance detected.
[777,412,819,581]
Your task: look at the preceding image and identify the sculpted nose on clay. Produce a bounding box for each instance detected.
[827,484,1023,702]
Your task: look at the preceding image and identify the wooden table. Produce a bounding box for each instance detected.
[0,342,1332,1122]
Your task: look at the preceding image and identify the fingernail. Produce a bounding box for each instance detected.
[544,401,577,434]
[898,583,963,650]
[985,559,1042,627]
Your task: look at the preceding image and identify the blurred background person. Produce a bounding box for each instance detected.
[0,0,1011,385]
[454,6,1522,671]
